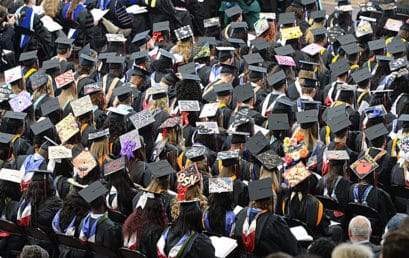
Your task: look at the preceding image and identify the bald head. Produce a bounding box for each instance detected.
[349,216,372,242]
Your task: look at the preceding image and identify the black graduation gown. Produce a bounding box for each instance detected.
[132,190,175,220]
[316,142,358,176]
[11,137,33,157]
[233,208,301,257]
[94,108,107,130]
[32,198,63,236]
[81,124,96,148]
[153,111,170,140]
[315,176,352,205]
[390,164,409,212]
[218,105,233,130]
[137,224,163,258]
[348,184,396,225]
[287,81,300,101]
[254,88,269,111]
[54,175,71,200]
[162,229,215,258]
[0,200,24,252]
[233,178,249,207]
[128,160,152,187]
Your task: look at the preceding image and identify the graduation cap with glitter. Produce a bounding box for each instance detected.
[256,150,285,170]
[129,109,155,129]
[217,149,240,167]
[88,128,110,142]
[8,91,31,112]
[196,121,219,134]
[178,100,200,112]
[230,108,251,128]
[104,157,126,176]
[55,113,79,143]
[70,95,93,117]
[350,154,379,179]
[209,177,233,194]
[55,70,75,89]
[48,146,72,160]
[107,33,127,42]
[174,25,193,41]
[185,146,207,162]
[246,131,269,156]
[327,25,344,43]
[119,129,141,152]
[159,117,181,129]
[4,66,23,84]
[192,42,211,60]
[283,161,311,187]
[275,55,296,67]
[31,71,49,90]
[73,150,97,178]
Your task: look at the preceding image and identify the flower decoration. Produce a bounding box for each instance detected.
[283,134,309,166]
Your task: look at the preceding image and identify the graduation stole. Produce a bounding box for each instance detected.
[16,6,34,48]
[62,3,85,39]
[124,232,138,250]
[52,209,77,236]
[157,228,196,258]
[353,184,373,206]
[105,185,118,211]
[16,199,32,226]
[202,208,235,236]
[20,154,45,191]
[11,134,21,160]
[242,208,267,253]
[80,123,88,135]
[79,212,108,243]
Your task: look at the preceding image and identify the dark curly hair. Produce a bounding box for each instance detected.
[105,170,137,216]
[59,193,89,233]
[207,192,234,235]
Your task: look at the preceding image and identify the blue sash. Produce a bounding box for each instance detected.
[16,6,34,48]
[353,184,373,206]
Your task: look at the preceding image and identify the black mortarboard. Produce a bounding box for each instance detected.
[268,113,290,131]
[217,150,240,167]
[296,109,318,129]
[181,73,201,81]
[248,178,274,201]
[113,86,133,102]
[98,52,116,61]
[351,68,371,86]
[4,111,26,121]
[350,155,379,179]
[89,128,110,142]
[131,51,150,65]
[299,60,317,71]
[30,71,49,91]
[40,98,60,116]
[227,37,246,47]
[216,46,235,60]
[107,56,126,69]
[324,104,347,122]
[31,170,53,182]
[388,40,406,55]
[214,82,233,96]
[153,21,170,32]
[220,63,236,74]
[342,43,363,57]
[311,27,327,40]
[129,109,155,129]
[230,131,249,144]
[42,59,60,71]
[376,55,394,63]
[78,44,93,59]
[248,65,267,79]
[30,118,53,135]
[19,50,38,63]
[399,114,409,128]
[225,5,242,18]
[55,37,74,49]
[80,54,97,67]
[197,36,218,45]
[300,78,318,88]
[245,131,268,156]
[79,181,109,204]
[368,39,386,52]
[329,58,350,77]
[364,123,388,141]
[185,146,207,162]
[336,34,356,45]
[179,200,200,212]
[131,30,151,44]
[310,10,326,20]
[147,160,176,178]
[230,22,248,30]
[327,114,351,133]
[267,70,286,87]
[177,62,195,74]
[256,150,285,170]
[327,25,344,43]
[301,100,321,111]
[251,38,269,51]
[301,0,315,6]
[234,83,254,102]
[243,53,264,65]
[279,12,295,25]
[159,48,175,60]
[104,157,125,176]
[274,45,295,56]
[0,133,14,145]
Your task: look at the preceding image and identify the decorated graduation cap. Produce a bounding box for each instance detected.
[364,123,388,141]
[280,26,303,40]
[42,59,60,71]
[31,71,49,91]
[267,70,286,88]
[310,10,326,21]
[245,131,269,156]
[217,149,240,167]
[256,150,285,170]
[351,68,371,86]
[214,82,233,97]
[70,95,93,117]
[0,168,24,184]
[301,43,324,57]
[279,12,295,26]
[225,5,242,19]
[248,178,274,201]
[254,17,270,36]
[283,161,311,188]
[147,86,168,100]
[178,100,200,112]
[296,109,318,129]
[55,113,79,143]
[113,86,133,102]
[350,154,379,179]
[19,50,38,64]
[230,108,251,128]
[327,150,350,166]
[147,160,176,178]
[106,33,127,44]
[275,55,296,67]
[55,37,74,49]
[192,42,211,60]
[9,92,32,112]
[55,70,75,89]
[4,66,23,84]
[174,25,193,41]
[132,30,151,46]
[203,17,220,28]
[327,25,344,43]
[84,82,102,95]
[329,58,350,77]
[389,57,407,71]
[78,181,109,204]
[268,113,290,131]
[30,117,53,136]
[73,150,97,178]
[234,83,254,103]
[209,177,233,194]
[88,128,110,142]
[185,146,207,162]
[384,18,402,32]
[196,121,219,134]
[107,56,126,69]
[104,157,126,176]
[327,114,351,133]
[129,109,155,129]
[48,146,72,160]
[119,129,141,156]
[176,163,201,191]
[159,117,181,129]
[355,20,373,38]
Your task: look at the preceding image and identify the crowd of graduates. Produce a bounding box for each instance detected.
[1,0,409,257]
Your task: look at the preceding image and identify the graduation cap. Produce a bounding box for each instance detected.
[229,130,249,144]
[4,111,26,122]
[280,26,303,40]
[275,55,296,67]
[398,114,409,128]
[98,52,116,61]
[4,66,23,84]
[230,108,251,127]
[243,53,264,65]
[176,163,201,189]
[48,146,72,160]
[301,43,324,56]
[78,181,109,204]
[342,43,363,57]
[267,70,286,87]
[327,114,351,133]
[327,150,350,161]
[214,82,233,96]
[279,12,295,25]
[300,78,318,89]
[327,25,344,43]
[106,33,127,43]
[89,128,110,142]
[159,117,181,129]
[119,129,141,151]
[301,0,315,6]
[368,39,386,52]
[131,51,150,65]
[355,20,373,38]
[203,17,220,28]
[84,82,102,95]
[31,71,49,90]
[55,70,75,89]
[196,121,219,134]
[107,56,126,69]
[113,86,133,102]
[19,50,38,63]
[274,45,295,56]
[159,48,175,60]
[245,132,268,156]
[335,4,353,12]
[199,103,219,118]
[42,59,60,71]
[217,150,240,167]
[30,118,53,136]
[80,54,97,67]
[178,100,200,112]
[364,123,388,141]
[55,37,74,49]
[220,63,236,74]
[248,65,267,79]
[104,157,126,176]
[72,150,97,178]
[230,22,248,29]
[0,168,24,184]
[311,27,327,41]
[209,177,233,194]
[174,25,193,41]
[153,21,170,32]
[248,178,274,201]
[131,30,150,45]
[329,58,350,77]
[254,17,270,36]
[296,109,318,128]
[185,146,207,162]
[384,19,402,32]
[78,44,93,59]
[299,60,317,72]
[351,68,371,86]
[147,86,168,100]
[8,92,32,112]
[225,5,242,18]
[389,57,408,71]
[310,10,326,21]
[31,170,53,182]
[283,161,311,188]
[178,62,196,74]
[350,154,379,179]
[251,37,270,51]
[55,113,79,143]
[192,42,211,60]
[129,109,155,129]
[181,73,201,81]
[197,36,218,45]
[70,95,93,117]
[147,160,176,178]
[267,113,290,131]
[336,84,357,100]
[336,34,356,46]
[256,150,285,170]
[234,83,254,102]
[0,133,14,145]
[324,103,347,121]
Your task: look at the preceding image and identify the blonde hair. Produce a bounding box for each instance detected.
[59,83,77,107]
[145,177,169,193]
[170,184,208,221]
[90,139,110,166]
[41,0,61,18]
[186,159,211,177]
[172,40,193,64]
[305,21,326,44]
[299,123,319,151]
[259,167,281,193]
[149,96,169,114]
[32,75,54,102]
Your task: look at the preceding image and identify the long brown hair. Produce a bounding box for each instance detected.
[67,0,80,16]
